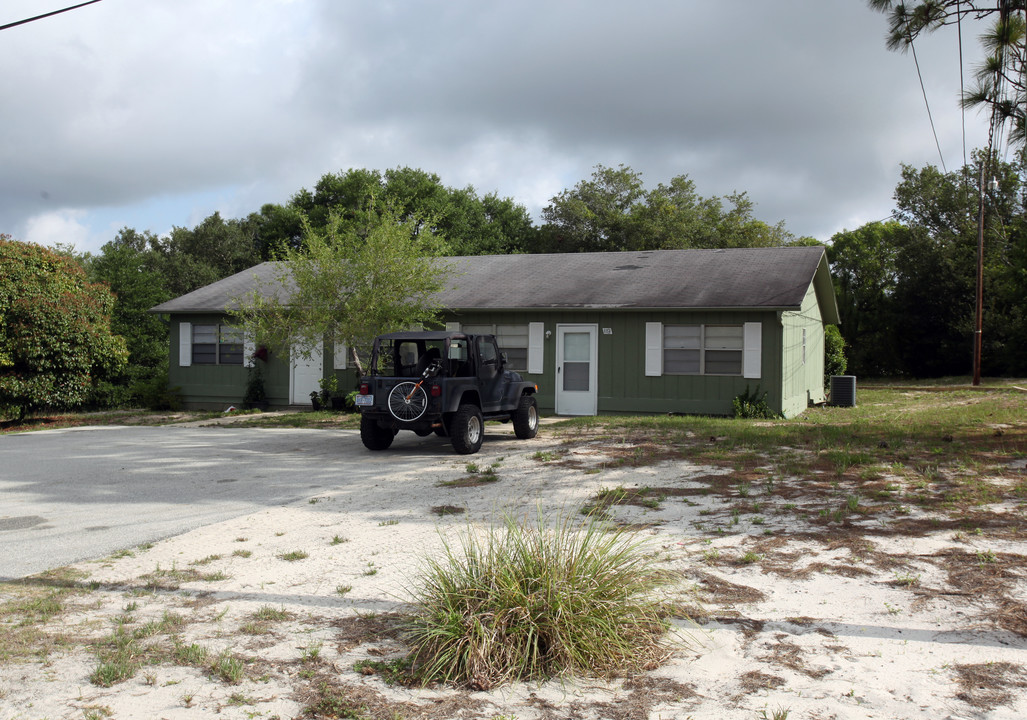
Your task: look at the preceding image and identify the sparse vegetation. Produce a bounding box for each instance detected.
[1,385,1025,716]
[278,550,309,562]
[732,385,776,419]
[210,649,245,684]
[250,605,289,622]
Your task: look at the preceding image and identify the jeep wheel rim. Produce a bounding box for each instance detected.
[466,415,482,445]
[528,405,538,431]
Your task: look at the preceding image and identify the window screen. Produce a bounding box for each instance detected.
[219,326,244,365]
[663,325,700,374]
[704,325,743,375]
[192,324,218,365]
[496,324,528,370]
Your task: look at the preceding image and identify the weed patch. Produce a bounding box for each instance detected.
[405,513,672,689]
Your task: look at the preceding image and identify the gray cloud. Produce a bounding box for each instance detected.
[0,0,991,251]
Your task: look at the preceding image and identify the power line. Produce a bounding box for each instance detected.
[910,36,948,172]
[0,0,103,32]
[958,1,968,172]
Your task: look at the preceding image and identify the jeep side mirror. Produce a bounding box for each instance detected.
[499,352,508,367]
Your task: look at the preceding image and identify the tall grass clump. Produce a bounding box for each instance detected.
[405,512,670,689]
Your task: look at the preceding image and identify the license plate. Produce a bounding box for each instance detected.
[355,394,374,406]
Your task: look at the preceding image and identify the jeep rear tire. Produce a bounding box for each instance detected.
[450,404,484,454]
[360,415,395,451]
[512,395,539,439]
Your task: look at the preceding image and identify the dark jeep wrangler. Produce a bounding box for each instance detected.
[355,330,539,454]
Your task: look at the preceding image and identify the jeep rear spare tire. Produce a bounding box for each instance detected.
[450,404,484,454]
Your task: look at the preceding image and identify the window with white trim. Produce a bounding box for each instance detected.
[192,324,244,365]
[461,323,529,371]
[703,325,743,375]
[659,324,745,376]
[663,325,700,374]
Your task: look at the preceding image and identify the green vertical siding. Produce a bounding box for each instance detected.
[169,301,819,418]
[168,314,292,409]
[445,309,788,416]
[779,284,826,417]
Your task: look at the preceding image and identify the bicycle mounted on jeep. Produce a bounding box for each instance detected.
[355,330,539,454]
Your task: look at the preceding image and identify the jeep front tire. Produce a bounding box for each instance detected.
[449,404,484,454]
[512,395,539,439]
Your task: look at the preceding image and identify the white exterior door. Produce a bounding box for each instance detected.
[290,343,323,404]
[555,324,598,416]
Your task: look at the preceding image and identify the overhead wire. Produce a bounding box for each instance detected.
[0,0,103,32]
[958,1,969,172]
[909,35,949,172]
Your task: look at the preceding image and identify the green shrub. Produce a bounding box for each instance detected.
[405,513,670,689]
[824,324,847,387]
[243,363,268,408]
[83,379,133,410]
[732,385,776,419]
[131,366,181,410]
[0,237,128,419]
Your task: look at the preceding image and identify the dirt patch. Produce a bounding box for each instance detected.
[691,571,766,605]
[332,613,405,653]
[577,675,698,720]
[738,669,786,693]
[760,637,832,679]
[430,505,466,516]
[953,662,1027,710]
[297,674,490,720]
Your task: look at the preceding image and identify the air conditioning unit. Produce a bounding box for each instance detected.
[830,375,857,407]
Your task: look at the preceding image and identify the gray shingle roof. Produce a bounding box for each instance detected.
[150,247,838,322]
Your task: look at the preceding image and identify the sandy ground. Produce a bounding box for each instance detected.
[2,423,1025,720]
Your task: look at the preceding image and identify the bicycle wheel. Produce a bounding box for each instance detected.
[388,382,428,421]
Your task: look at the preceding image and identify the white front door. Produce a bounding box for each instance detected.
[555,324,598,416]
[290,343,323,404]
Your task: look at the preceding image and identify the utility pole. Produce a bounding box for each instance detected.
[973,161,985,387]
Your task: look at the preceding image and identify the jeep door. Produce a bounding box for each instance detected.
[475,336,507,413]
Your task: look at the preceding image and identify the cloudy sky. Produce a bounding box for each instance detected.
[1,0,993,254]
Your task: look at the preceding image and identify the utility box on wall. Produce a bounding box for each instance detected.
[830,375,857,407]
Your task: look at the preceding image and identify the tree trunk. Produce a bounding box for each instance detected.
[350,345,364,377]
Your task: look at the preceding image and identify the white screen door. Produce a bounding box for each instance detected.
[555,324,598,415]
[290,343,323,404]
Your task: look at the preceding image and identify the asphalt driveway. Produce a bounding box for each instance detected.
[0,424,474,581]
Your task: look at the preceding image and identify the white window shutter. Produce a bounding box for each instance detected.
[527,322,544,375]
[645,322,663,377]
[743,322,762,379]
[179,322,192,367]
[243,334,255,368]
[333,343,347,370]
[445,322,461,332]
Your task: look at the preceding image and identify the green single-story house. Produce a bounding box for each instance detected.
[149,246,840,417]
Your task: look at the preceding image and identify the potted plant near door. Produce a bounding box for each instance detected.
[318,375,346,410]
